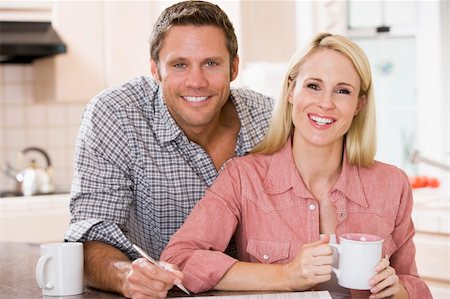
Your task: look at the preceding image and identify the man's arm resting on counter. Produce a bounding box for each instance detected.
[84,241,131,296]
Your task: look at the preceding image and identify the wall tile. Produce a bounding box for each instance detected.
[47,127,68,148]
[2,65,23,83]
[0,65,86,191]
[5,128,27,150]
[2,84,27,103]
[22,66,34,81]
[46,105,67,126]
[26,104,47,126]
[4,105,26,127]
[26,127,48,149]
[66,103,86,125]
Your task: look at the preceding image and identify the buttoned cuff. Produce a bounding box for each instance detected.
[182,250,238,293]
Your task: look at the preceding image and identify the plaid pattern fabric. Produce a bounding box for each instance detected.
[64,76,273,260]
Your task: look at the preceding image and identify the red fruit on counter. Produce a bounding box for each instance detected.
[427,177,440,188]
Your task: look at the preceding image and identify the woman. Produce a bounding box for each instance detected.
[160,33,431,299]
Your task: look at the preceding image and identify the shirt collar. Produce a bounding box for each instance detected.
[263,138,311,198]
[333,150,368,207]
[263,138,369,207]
[153,86,184,144]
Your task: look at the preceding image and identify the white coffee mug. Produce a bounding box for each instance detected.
[36,242,84,296]
[330,233,384,290]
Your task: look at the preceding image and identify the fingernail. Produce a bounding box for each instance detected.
[174,279,182,285]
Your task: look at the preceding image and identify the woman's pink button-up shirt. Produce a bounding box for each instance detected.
[161,140,431,298]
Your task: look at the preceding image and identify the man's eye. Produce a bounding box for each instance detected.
[205,61,218,67]
[336,88,350,94]
[173,63,186,69]
[307,83,319,90]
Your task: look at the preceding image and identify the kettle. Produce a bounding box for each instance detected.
[15,147,55,196]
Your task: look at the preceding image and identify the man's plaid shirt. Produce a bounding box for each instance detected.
[64,76,273,259]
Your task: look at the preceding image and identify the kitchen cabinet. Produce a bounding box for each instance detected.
[412,193,450,298]
[0,193,70,243]
[34,1,104,102]
[414,233,450,298]
[34,1,156,102]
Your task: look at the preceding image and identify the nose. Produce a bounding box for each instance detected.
[185,66,208,89]
[317,92,336,110]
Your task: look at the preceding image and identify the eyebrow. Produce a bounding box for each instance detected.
[307,77,355,89]
[166,56,225,65]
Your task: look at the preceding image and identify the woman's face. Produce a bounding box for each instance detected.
[288,48,366,148]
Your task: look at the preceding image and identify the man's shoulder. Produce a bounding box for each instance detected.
[230,87,273,107]
[89,76,159,111]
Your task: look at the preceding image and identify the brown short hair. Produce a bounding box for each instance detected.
[150,0,238,63]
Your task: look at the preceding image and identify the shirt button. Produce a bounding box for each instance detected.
[309,204,316,211]
[263,254,270,261]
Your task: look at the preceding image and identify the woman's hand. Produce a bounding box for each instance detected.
[282,235,333,291]
[368,256,408,299]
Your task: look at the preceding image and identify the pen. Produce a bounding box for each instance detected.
[132,244,190,295]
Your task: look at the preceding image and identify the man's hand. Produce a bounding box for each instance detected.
[124,259,184,298]
[83,241,183,299]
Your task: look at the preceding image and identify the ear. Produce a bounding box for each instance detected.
[287,80,295,104]
[355,95,367,115]
[150,59,161,81]
[230,56,239,82]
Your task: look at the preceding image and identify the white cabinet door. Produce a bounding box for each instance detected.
[102,1,157,87]
[34,1,105,102]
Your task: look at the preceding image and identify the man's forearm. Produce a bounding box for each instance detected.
[84,241,131,295]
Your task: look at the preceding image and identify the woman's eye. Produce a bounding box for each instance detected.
[307,83,319,90]
[336,88,350,94]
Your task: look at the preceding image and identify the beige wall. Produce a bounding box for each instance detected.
[240,1,297,64]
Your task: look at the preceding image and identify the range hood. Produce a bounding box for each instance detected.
[0,21,67,64]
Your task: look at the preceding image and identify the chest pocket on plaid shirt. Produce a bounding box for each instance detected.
[246,238,290,264]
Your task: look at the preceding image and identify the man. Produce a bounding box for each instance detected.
[64,1,273,298]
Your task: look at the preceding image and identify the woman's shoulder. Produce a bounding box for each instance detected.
[358,160,409,187]
[221,152,273,177]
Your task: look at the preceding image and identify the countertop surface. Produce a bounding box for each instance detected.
[0,242,330,299]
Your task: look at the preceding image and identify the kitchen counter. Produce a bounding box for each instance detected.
[0,242,330,298]
[412,189,450,234]
[0,193,70,242]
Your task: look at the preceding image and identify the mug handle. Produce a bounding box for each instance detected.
[36,255,54,290]
[329,243,341,279]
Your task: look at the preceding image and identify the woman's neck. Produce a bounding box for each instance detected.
[292,136,344,193]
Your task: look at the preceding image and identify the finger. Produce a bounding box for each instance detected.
[158,261,184,282]
[314,273,332,284]
[311,244,333,257]
[304,235,330,248]
[135,259,177,284]
[312,254,333,266]
[375,256,390,272]
[370,273,399,295]
[369,281,399,299]
[369,266,395,287]
[314,264,333,276]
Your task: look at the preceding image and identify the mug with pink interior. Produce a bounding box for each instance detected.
[330,233,384,290]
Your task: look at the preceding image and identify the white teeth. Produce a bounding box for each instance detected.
[310,115,333,125]
[184,96,208,102]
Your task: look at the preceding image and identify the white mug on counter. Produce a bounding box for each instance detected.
[330,233,384,290]
[36,242,84,296]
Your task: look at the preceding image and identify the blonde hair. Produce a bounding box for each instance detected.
[252,32,376,167]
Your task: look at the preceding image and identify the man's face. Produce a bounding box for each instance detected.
[151,25,239,134]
